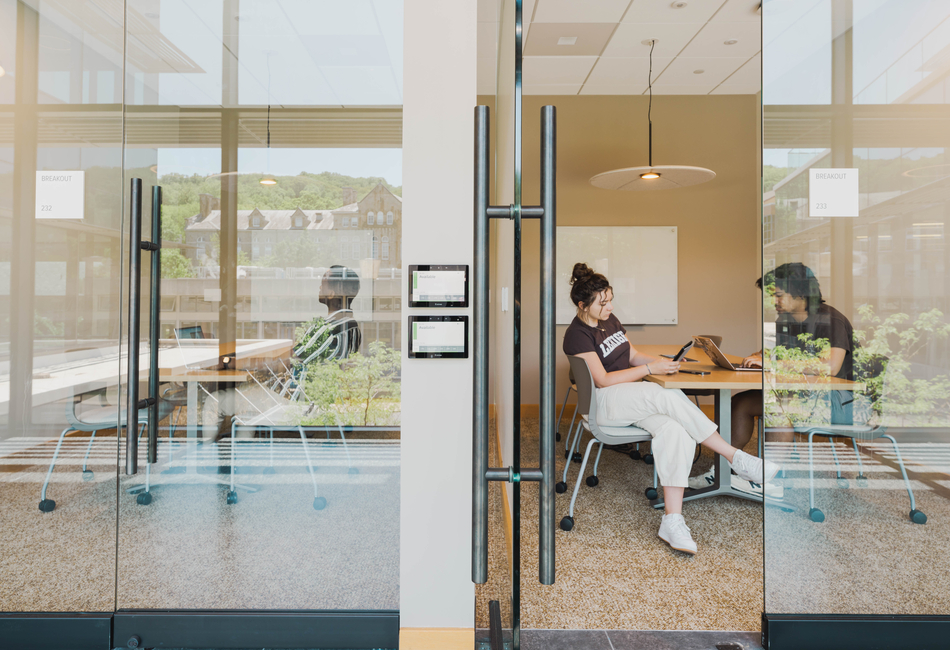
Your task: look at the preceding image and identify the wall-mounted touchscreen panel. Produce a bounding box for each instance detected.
[408,265,469,308]
[408,316,468,359]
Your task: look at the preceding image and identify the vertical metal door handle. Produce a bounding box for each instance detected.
[472,106,490,584]
[538,105,556,585]
[126,179,161,475]
[127,179,142,475]
[147,186,162,464]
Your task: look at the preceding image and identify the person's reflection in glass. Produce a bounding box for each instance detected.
[314,265,362,361]
[691,263,854,499]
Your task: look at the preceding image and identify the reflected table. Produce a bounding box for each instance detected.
[638,344,863,508]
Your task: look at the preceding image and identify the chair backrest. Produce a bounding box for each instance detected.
[176,326,205,340]
[567,355,598,430]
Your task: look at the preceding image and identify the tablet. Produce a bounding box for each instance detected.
[408,265,469,308]
[408,316,469,359]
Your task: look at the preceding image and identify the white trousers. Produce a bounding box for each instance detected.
[595,381,718,488]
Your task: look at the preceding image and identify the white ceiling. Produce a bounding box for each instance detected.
[478,0,761,96]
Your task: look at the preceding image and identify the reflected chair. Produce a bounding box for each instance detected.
[557,355,657,532]
[39,392,172,512]
[797,361,927,525]
[228,368,356,510]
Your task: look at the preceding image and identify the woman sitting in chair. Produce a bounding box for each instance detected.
[563,263,778,555]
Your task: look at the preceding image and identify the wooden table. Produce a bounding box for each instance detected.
[637,344,862,507]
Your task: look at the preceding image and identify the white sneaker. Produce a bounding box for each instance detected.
[658,513,697,555]
[732,478,785,501]
[731,449,779,484]
[688,468,715,490]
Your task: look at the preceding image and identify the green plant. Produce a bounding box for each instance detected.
[300,340,401,427]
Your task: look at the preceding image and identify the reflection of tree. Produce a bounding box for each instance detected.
[766,306,950,428]
[300,341,401,427]
[161,249,196,279]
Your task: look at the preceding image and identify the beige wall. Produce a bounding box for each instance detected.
[508,94,762,406]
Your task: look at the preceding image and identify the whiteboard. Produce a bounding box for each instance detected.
[556,227,677,325]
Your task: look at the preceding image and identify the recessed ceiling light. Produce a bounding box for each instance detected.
[671,1,688,8]
[724,39,739,45]
[693,69,705,74]
[557,36,578,46]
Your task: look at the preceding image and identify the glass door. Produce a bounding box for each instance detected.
[115,0,404,643]
[0,0,124,627]
[2,0,404,647]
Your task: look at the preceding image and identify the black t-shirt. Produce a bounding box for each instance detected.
[776,303,853,380]
[563,314,631,373]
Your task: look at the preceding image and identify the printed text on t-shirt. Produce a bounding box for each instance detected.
[600,331,627,358]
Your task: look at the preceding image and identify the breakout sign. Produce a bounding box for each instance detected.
[809,168,859,218]
[35,171,85,219]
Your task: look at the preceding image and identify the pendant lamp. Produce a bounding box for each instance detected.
[590,40,715,191]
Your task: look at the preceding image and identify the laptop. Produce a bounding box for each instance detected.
[692,336,762,372]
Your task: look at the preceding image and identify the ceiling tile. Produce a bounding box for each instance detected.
[601,22,704,58]
[581,56,674,94]
[710,0,761,23]
[523,55,598,84]
[523,83,582,94]
[533,0,632,23]
[478,21,498,57]
[653,55,748,86]
[478,57,497,94]
[524,23,616,56]
[624,0,725,24]
[678,21,760,58]
[711,52,760,93]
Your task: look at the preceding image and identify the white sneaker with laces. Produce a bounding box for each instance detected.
[658,513,697,555]
[688,468,715,490]
[732,479,785,500]
[731,449,779,484]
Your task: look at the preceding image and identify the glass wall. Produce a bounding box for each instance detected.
[763,0,950,617]
[1,0,403,617]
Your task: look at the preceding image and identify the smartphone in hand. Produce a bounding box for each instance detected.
[661,340,694,362]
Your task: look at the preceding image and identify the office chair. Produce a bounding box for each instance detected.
[555,367,577,446]
[39,391,173,512]
[557,355,657,532]
[796,360,927,525]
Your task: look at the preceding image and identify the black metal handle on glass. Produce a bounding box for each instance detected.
[472,105,556,587]
[126,180,162,475]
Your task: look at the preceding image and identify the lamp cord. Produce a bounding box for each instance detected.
[648,39,654,168]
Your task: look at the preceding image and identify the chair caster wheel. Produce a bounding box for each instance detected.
[136,492,152,506]
[555,481,567,494]
[564,450,570,460]
[556,432,561,442]
[348,467,359,474]
[645,487,658,500]
[837,477,849,488]
[856,474,868,486]
[585,475,599,487]
[809,508,825,522]
[82,470,94,482]
[263,467,277,475]
[911,509,927,524]
[559,516,574,531]
[313,497,327,510]
[629,450,641,460]
[38,499,56,512]
[226,490,238,505]
[643,454,654,465]
[571,452,582,463]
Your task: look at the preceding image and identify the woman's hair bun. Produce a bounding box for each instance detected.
[570,262,594,286]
